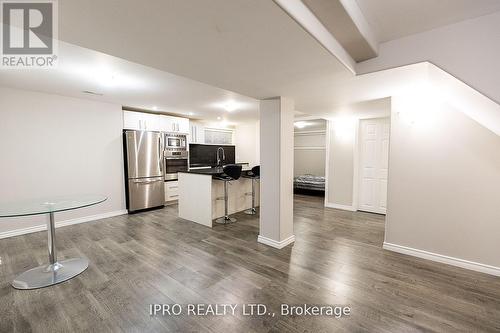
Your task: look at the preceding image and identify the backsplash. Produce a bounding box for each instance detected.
[189,144,235,167]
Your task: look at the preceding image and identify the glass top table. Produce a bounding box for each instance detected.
[0,195,107,289]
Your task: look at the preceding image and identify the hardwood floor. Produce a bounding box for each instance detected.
[1,194,499,332]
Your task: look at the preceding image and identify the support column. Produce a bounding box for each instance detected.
[258,97,295,249]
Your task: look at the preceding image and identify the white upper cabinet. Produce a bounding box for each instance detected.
[123,111,190,133]
[204,128,233,144]
[189,122,205,143]
[159,115,190,133]
[158,116,173,132]
[177,118,190,134]
[123,111,161,131]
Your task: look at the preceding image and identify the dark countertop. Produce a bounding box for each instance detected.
[189,162,249,168]
[179,165,251,176]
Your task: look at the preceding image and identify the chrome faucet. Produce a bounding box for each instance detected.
[216,147,225,166]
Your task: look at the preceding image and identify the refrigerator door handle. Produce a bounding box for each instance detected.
[132,179,162,185]
[159,136,163,173]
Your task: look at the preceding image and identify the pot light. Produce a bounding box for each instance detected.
[152,106,158,111]
[223,101,238,112]
[217,116,222,120]
[294,121,309,129]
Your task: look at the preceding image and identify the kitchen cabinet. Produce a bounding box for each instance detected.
[177,118,190,133]
[165,180,179,202]
[123,111,189,133]
[123,111,161,131]
[159,116,190,133]
[204,128,233,144]
[189,122,205,143]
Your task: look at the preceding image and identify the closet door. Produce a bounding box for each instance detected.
[359,117,390,214]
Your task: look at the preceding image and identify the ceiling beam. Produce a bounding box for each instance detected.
[273,0,357,74]
[338,0,379,56]
[275,0,379,65]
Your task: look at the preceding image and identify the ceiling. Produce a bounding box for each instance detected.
[4,0,495,122]
[0,42,259,124]
[56,0,350,115]
[355,0,500,42]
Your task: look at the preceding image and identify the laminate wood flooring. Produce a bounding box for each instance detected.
[0,194,499,332]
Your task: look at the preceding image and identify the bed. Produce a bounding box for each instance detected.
[294,174,325,196]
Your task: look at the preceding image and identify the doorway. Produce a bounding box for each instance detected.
[293,119,327,197]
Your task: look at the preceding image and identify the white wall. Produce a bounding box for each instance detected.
[234,120,260,167]
[325,119,356,208]
[357,11,500,105]
[386,95,500,269]
[0,87,126,236]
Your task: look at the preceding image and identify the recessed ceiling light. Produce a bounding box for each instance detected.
[152,106,158,111]
[188,112,194,116]
[217,116,222,120]
[223,101,238,112]
[294,121,309,129]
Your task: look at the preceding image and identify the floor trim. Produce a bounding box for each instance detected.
[325,202,356,212]
[0,210,128,240]
[258,235,295,249]
[383,242,500,277]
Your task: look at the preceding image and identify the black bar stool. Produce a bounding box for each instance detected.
[214,164,242,224]
[242,166,260,215]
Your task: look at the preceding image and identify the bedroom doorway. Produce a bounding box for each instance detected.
[293,119,327,196]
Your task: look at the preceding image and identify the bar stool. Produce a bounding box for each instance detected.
[242,165,260,215]
[214,164,242,224]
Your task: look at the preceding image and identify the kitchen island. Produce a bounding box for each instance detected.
[178,166,259,227]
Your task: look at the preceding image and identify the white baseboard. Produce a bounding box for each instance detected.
[383,242,500,277]
[258,235,295,249]
[325,202,356,212]
[0,210,128,240]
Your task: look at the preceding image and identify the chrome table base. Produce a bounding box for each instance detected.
[244,207,257,215]
[11,212,88,290]
[215,216,237,224]
[12,258,89,290]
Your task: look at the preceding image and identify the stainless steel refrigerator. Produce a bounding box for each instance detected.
[124,130,165,212]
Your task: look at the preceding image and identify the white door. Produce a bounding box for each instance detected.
[359,117,390,214]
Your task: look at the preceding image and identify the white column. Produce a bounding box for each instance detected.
[258,97,295,249]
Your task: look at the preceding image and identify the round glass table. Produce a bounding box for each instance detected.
[0,195,107,289]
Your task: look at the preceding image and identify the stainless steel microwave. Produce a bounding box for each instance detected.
[165,133,187,149]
